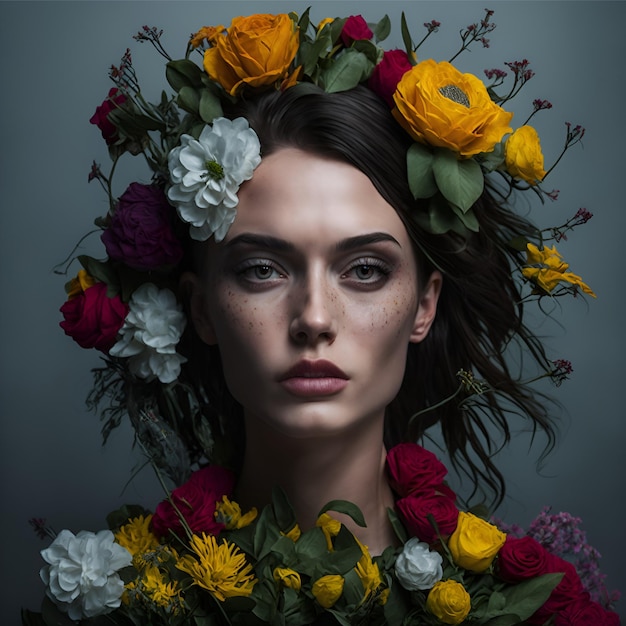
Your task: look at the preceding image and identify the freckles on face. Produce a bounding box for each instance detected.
[196,148,424,436]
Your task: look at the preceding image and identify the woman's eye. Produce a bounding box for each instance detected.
[343,259,391,284]
[236,261,285,284]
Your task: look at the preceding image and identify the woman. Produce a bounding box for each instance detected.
[28,8,619,625]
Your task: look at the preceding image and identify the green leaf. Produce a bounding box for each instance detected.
[508,235,530,252]
[450,204,480,233]
[406,142,437,199]
[372,15,391,43]
[166,59,204,92]
[271,485,297,533]
[177,85,201,116]
[319,500,366,527]
[495,573,564,621]
[298,37,331,76]
[432,149,484,212]
[320,50,372,93]
[400,12,414,58]
[387,507,409,544]
[352,39,383,66]
[199,88,223,123]
[77,256,121,296]
[105,504,150,530]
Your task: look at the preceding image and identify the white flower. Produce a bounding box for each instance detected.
[394,537,443,591]
[40,529,132,620]
[110,283,187,383]
[167,116,262,242]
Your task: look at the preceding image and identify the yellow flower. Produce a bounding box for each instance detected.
[66,269,96,299]
[448,511,506,573]
[504,125,546,184]
[282,523,302,542]
[138,564,184,612]
[114,515,160,558]
[273,566,302,591]
[190,25,225,49]
[392,59,513,157]
[215,495,258,530]
[317,17,334,31]
[312,574,344,608]
[176,533,257,601]
[316,513,341,551]
[426,580,472,625]
[522,243,596,297]
[354,540,387,605]
[203,13,299,96]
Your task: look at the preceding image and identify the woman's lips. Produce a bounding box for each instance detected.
[279,360,349,397]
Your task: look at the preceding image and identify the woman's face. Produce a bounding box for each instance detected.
[190,148,440,439]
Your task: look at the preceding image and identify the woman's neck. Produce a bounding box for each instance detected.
[235,418,398,555]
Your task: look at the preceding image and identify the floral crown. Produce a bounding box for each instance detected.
[62,9,594,393]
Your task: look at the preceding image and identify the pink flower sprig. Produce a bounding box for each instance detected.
[524,98,553,125]
[542,122,586,180]
[133,25,171,61]
[449,8,496,62]
[549,359,573,386]
[540,207,594,244]
[109,48,139,94]
[28,517,57,541]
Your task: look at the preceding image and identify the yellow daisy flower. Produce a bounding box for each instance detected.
[115,515,160,558]
[214,495,258,530]
[177,533,257,601]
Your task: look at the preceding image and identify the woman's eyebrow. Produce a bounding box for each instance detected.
[224,233,296,252]
[334,232,401,252]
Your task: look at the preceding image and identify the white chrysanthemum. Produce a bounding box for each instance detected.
[395,537,443,591]
[167,116,262,242]
[40,529,132,620]
[110,283,187,384]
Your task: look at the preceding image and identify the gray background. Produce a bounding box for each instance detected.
[1,0,624,621]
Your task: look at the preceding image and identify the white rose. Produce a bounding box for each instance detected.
[40,529,132,620]
[394,537,443,591]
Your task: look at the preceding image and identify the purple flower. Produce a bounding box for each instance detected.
[102,183,184,271]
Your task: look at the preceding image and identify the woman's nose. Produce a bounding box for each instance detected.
[288,271,337,345]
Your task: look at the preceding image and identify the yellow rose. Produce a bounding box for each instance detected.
[392,59,513,157]
[273,567,301,591]
[504,125,546,184]
[203,13,299,96]
[312,574,344,608]
[448,511,506,573]
[426,580,471,625]
[522,243,596,297]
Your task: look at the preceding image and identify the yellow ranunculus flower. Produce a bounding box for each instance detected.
[448,511,506,573]
[273,566,302,591]
[66,269,96,299]
[312,574,344,608]
[354,540,387,605]
[203,13,299,96]
[392,59,513,157]
[426,580,471,625]
[522,243,596,297]
[504,125,546,184]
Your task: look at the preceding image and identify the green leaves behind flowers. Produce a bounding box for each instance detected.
[407,143,483,235]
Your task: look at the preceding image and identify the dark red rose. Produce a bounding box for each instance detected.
[59,282,128,352]
[340,15,373,46]
[497,536,552,582]
[151,466,235,539]
[89,87,127,145]
[396,491,459,544]
[101,183,184,271]
[527,554,587,624]
[554,596,621,626]
[386,443,450,497]
[368,49,413,107]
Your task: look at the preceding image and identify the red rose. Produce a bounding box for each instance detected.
[151,466,235,539]
[340,15,373,46]
[396,491,459,544]
[386,443,450,497]
[59,281,128,352]
[101,183,184,271]
[554,596,621,626]
[497,536,552,582]
[527,554,586,624]
[368,49,413,107]
[89,87,126,145]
